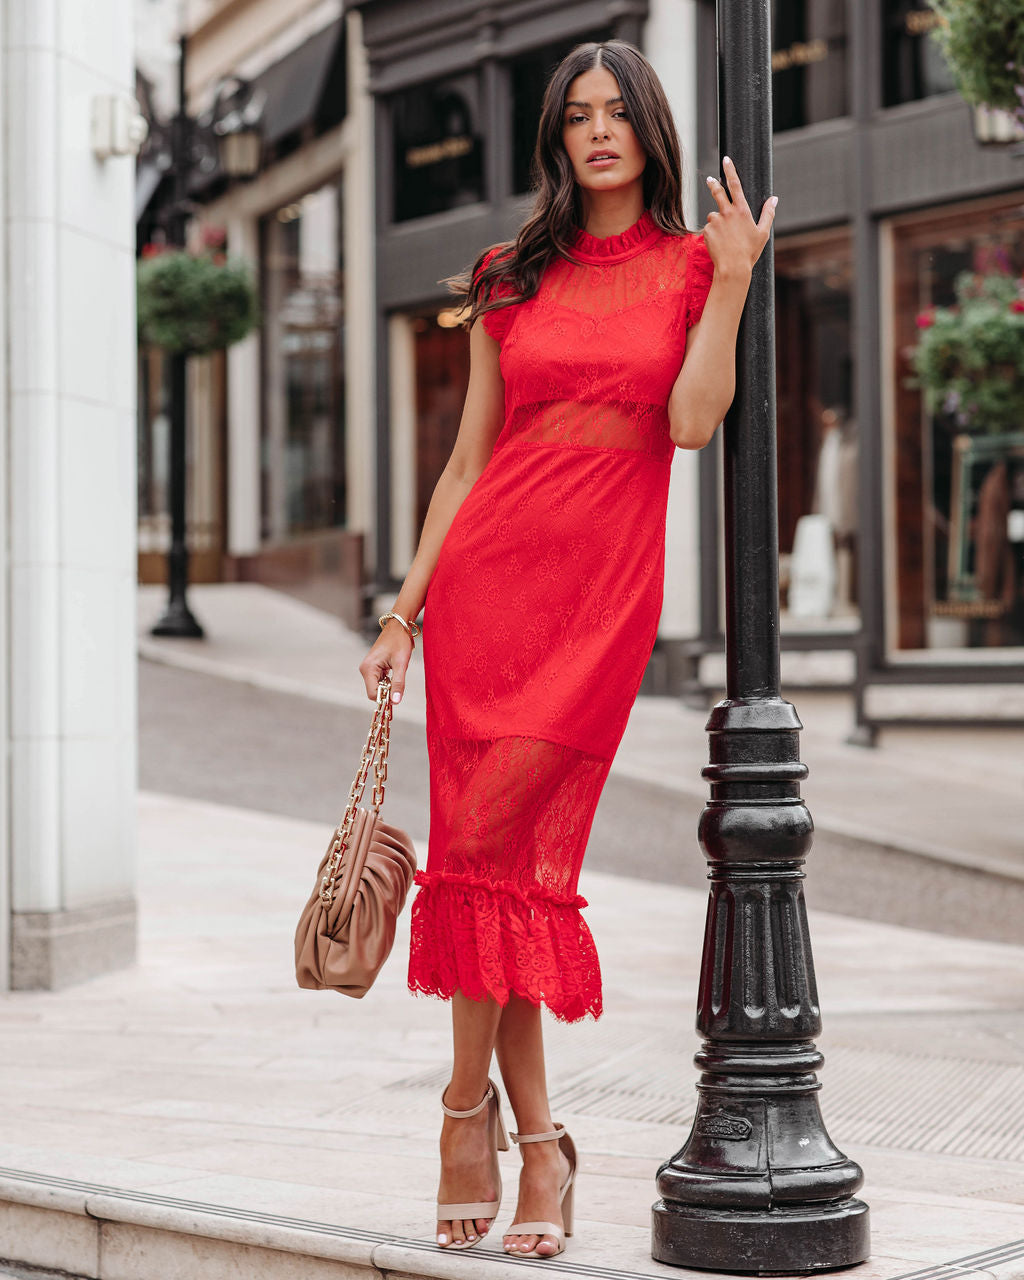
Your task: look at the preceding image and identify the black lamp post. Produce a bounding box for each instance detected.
[651,3,870,1271]
[149,37,262,639]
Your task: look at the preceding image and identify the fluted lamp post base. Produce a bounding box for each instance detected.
[652,1201,870,1275]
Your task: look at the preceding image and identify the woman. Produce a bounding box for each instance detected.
[360,39,776,1260]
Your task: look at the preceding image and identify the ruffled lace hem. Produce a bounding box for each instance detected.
[407,871,603,1023]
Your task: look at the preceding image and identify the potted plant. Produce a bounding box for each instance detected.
[929,0,1024,143]
[909,269,1024,435]
[137,226,259,355]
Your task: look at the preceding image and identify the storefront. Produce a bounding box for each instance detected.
[135,6,373,624]
[685,0,1024,729]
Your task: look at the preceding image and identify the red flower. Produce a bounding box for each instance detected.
[1011,299,1024,313]
[141,242,166,259]
[915,311,935,329]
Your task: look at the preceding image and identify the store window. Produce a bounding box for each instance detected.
[891,199,1024,652]
[137,346,226,583]
[413,314,471,533]
[260,180,346,541]
[774,230,857,627]
[882,0,957,107]
[510,30,613,194]
[388,307,471,574]
[391,72,485,222]
[771,0,848,132]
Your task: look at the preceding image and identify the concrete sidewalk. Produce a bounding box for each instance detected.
[0,790,1023,1280]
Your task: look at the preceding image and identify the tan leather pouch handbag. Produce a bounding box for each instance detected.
[294,673,417,997]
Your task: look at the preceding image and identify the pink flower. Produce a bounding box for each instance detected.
[915,311,935,329]
[201,224,227,249]
[1011,299,1024,314]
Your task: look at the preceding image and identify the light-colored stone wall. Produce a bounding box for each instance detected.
[647,0,703,641]
[3,0,139,988]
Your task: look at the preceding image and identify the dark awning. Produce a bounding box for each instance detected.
[252,17,345,146]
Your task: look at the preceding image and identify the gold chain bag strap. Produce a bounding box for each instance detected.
[294,672,417,997]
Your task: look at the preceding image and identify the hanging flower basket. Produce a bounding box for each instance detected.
[137,242,260,355]
[929,0,1024,128]
[908,270,1024,435]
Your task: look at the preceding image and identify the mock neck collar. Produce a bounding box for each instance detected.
[569,210,661,264]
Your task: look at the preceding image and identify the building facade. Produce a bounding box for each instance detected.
[359,0,1024,728]
[137,0,374,625]
[2,0,140,989]
[689,0,1024,731]
[156,0,1024,731]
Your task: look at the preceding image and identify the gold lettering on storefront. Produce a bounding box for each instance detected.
[905,10,945,36]
[771,39,829,72]
[405,135,473,168]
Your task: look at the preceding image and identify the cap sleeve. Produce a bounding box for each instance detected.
[474,246,517,345]
[685,232,715,329]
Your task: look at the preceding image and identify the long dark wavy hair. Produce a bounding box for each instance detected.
[449,40,693,325]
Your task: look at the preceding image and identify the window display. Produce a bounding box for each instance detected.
[774,231,857,625]
[260,181,346,540]
[882,0,957,107]
[390,73,484,222]
[771,0,848,132]
[892,198,1024,650]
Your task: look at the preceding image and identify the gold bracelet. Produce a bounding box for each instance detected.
[378,610,421,643]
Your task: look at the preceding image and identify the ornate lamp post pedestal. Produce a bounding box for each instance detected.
[651,1,870,1269]
[651,697,868,1271]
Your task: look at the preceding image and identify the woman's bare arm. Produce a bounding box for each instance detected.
[359,319,505,701]
[668,156,777,450]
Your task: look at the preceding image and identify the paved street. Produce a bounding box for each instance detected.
[138,588,1024,942]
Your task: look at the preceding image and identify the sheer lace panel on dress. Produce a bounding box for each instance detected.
[503,400,671,455]
[409,735,608,1022]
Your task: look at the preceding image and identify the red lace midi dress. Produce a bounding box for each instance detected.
[407,210,715,1022]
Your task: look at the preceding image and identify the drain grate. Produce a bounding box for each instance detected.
[821,1047,1024,1163]
[378,1015,1024,1167]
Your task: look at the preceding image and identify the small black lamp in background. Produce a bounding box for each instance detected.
[149,40,263,639]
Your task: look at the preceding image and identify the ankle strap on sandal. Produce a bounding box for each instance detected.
[510,1125,562,1144]
[441,1081,494,1120]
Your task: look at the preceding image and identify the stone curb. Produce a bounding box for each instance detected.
[0,1168,690,1280]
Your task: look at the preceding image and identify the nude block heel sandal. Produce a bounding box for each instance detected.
[436,1079,511,1250]
[504,1124,577,1258]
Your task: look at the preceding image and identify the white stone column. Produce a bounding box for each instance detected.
[3,0,138,988]
[0,1,11,992]
[343,7,376,568]
[648,0,702,642]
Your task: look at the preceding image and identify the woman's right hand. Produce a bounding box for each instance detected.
[359,622,414,705]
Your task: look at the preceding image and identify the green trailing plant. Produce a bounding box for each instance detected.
[909,269,1024,435]
[929,0,1024,120]
[137,240,260,355]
